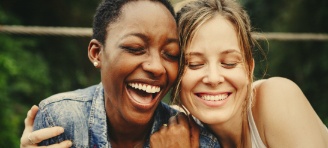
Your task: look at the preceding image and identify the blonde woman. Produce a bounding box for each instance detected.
[152,0,328,147]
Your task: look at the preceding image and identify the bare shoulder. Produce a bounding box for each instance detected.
[252,77,308,127]
[253,77,301,93]
[252,77,306,109]
[252,77,328,147]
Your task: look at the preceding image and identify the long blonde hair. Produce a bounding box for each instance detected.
[171,0,260,146]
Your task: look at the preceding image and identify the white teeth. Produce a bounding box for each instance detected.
[201,94,228,101]
[128,83,160,93]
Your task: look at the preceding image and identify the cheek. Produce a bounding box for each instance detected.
[165,62,179,83]
[180,84,193,112]
[100,52,131,89]
[228,68,250,104]
[180,73,201,117]
[228,68,249,88]
[181,69,197,91]
[180,69,199,103]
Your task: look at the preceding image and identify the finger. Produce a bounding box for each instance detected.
[21,105,39,146]
[168,114,178,126]
[29,126,65,144]
[175,112,189,128]
[25,105,39,126]
[39,140,72,148]
[150,132,164,147]
[25,105,39,131]
[189,115,200,148]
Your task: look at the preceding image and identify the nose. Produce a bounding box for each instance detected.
[202,64,224,86]
[142,53,166,77]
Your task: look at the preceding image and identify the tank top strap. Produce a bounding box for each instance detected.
[248,105,267,148]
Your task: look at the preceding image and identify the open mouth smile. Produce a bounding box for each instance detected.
[197,93,230,101]
[128,83,160,93]
[195,93,231,107]
[127,83,161,107]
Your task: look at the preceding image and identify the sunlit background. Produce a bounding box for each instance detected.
[1,0,327,146]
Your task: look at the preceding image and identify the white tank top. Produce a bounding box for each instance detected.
[247,107,267,148]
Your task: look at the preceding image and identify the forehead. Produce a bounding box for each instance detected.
[113,1,176,28]
[188,14,240,53]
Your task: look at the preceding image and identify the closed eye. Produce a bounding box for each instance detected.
[221,62,238,68]
[188,63,204,69]
[163,53,180,61]
[120,46,146,55]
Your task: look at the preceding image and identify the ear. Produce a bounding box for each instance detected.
[88,39,103,68]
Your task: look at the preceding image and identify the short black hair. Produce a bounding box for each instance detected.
[92,0,175,45]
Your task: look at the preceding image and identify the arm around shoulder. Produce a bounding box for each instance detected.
[253,77,328,147]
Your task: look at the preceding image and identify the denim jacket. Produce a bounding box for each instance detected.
[34,83,220,148]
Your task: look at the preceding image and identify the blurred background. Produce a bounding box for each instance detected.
[0,0,327,146]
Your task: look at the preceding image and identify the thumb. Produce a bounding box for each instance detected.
[189,114,200,148]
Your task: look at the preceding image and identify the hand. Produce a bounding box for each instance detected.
[150,112,200,148]
[20,105,72,148]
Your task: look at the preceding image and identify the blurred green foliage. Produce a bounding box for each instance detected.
[243,0,328,125]
[0,0,327,147]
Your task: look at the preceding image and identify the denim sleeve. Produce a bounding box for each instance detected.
[33,105,67,146]
[33,98,91,147]
[199,127,221,148]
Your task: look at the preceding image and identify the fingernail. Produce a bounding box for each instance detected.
[67,141,73,147]
[59,127,64,133]
[27,110,31,116]
[31,105,38,109]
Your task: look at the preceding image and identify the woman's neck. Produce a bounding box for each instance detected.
[106,113,152,148]
[105,101,153,147]
[207,110,249,148]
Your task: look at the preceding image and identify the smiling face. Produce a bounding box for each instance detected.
[97,1,179,125]
[180,14,251,125]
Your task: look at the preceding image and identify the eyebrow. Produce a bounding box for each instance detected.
[185,52,202,56]
[186,49,241,56]
[221,49,242,55]
[123,33,150,42]
[166,38,179,45]
[122,33,179,45]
